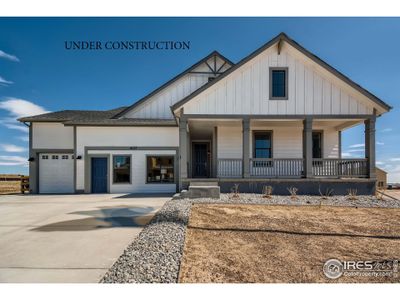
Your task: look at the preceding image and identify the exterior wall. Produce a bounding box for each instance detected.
[76,126,179,191]
[182,44,375,116]
[123,56,231,119]
[217,125,243,159]
[32,122,74,149]
[376,167,387,189]
[86,149,177,193]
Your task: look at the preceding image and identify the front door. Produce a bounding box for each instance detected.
[192,143,209,178]
[91,157,108,193]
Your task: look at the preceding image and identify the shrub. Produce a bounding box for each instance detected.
[287,186,298,200]
[262,185,273,199]
[347,188,358,201]
[230,184,240,199]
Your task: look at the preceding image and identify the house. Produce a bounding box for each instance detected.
[376,167,387,190]
[19,32,392,195]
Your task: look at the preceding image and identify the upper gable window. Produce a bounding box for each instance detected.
[269,68,288,100]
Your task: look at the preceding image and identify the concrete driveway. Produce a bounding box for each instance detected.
[0,193,169,283]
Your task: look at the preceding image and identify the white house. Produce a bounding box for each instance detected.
[19,33,392,195]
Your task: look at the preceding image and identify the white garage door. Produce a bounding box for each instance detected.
[39,153,74,193]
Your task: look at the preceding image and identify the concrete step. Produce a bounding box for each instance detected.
[186,185,220,199]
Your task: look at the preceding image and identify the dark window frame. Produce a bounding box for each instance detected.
[146,155,175,184]
[269,67,288,100]
[312,131,324,159]
[112,154,132,184]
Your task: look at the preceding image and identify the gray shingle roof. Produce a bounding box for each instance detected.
[18,107,177,126]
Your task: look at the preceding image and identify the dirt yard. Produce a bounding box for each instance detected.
[179,204,400,283]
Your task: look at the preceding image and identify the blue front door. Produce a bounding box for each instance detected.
[91,157,108,193]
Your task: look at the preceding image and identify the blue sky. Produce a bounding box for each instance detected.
[0,17,399,181]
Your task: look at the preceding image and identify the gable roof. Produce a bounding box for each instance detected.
[171,32,392,114]
[112,50,234,119]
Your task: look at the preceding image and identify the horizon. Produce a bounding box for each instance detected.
[0,17,399,182]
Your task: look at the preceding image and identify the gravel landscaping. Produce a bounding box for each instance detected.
[101,193,399,283]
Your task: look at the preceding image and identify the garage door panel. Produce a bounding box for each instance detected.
[39,153,74,193]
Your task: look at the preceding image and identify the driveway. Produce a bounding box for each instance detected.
[0,193,169,283]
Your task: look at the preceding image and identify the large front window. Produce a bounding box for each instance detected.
[254,132,272,158]
[113,155,131,183]
[147,156,174,183]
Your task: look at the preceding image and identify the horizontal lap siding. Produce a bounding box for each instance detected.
[76,127,179,191]
[183,46,374,115]
[217,126,242,159]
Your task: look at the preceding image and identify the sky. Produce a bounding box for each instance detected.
[0,17,399,182]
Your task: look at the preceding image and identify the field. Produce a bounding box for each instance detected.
[0,175,24,194]
[179,204,400,283]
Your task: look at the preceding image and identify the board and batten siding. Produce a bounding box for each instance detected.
[75,126,179,191]
[123,56,231,119]
[182,45,374,116]
[32,122,74,149]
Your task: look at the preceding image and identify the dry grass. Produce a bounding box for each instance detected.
[0,180,21,194]
[179,204,400,283]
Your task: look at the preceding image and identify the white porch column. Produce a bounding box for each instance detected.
[303,117,313,178]
[242,118,250,178]
[179,117,188,189]
[365,116,376,179]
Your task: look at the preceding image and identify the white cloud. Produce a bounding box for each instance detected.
[0,98,48,119]
[0,98,48,133]
[389,158,400,162]
[0,75,13,85]
[16,136,29,142]
[381,128,392,133]
[348,149,364,153]
[0,144,26,153]
[342,152,351,157]
[0,155,28,167]
[376,161,384,165]
[349,143,364,148]
[0,50,19,62]
[377,141,384,146]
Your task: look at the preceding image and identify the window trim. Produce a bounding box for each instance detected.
[146,155,175,184]
[269,67,288,100]
[252,130,273,159]
[112,154,132,184]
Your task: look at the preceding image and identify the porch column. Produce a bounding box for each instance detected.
[365,116,376,179]
[179,117,188,189]
[242,118,250,178]
[303,117,313,178]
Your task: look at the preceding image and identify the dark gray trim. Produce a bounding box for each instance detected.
[32,148,74,153]
[112,51,234,119]
[212,126,218,177]
[64,122,177,127]
[181,114,375,120]
[303,117,313,177]
[73,126,77,193]
[252,130,273,159]
[171,32,392,113]
[338,130,342,159]
[111,154,133,184]
[269,67,289,100]
[242,119,250,178]
[365,116,376,179]
[145,154,177,184]
[179,118,188,189]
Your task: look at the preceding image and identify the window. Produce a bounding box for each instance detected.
[62,155,69,160]
[312,132,323,159]
[113,155,131,183]
[52,155,58,159]
[270,68,288,99]
[254,132,272,158]
[147,156,174,183]
[42,155,48,159]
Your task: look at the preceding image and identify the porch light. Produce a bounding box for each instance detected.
[76,155,82,160]
[28,157,35,162]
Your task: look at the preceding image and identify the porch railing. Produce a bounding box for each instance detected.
[250,158,304,177]
[312,158,368,177]
[217,159,242,177]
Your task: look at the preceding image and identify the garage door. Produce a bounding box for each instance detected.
[39,153,74,193]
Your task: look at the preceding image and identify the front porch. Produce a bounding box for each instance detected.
[178,115,376,195]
